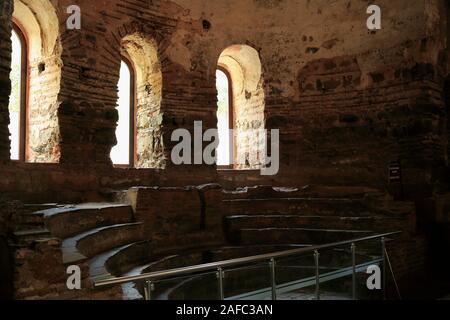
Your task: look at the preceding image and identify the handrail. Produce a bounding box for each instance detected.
[385,248,402,300]
[94,231,401,288]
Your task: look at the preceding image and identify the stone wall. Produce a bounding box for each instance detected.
[13,0,62,163]
[0,0,13,163]
[121,32,164,168]
[219,45,266,169]
[0,0,448,198]
[128,185,224,243]
[287,53,446,195]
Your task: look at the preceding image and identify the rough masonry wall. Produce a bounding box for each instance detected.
[0,0,449,198]
[291,51,445,195]
[121,33,164,168]
[0,0,13,163]
[219,45,266,169]
[0,1,14,296]
[55,0,216,173]
[234,78,266,170]
[182,0,447,194]
[128,185,224,244]
[14,0,62,163]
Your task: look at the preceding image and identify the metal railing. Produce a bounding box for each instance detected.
[94,231,401,300]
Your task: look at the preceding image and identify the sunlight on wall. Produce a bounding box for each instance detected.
[110,61,131,165]
[121,33,163,169]
[217,45,265,169]
[216,69,231,166]
[13,0,62,163]
[9,29,22,161]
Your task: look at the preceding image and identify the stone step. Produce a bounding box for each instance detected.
[130,245,307,277]
[117,242,377,300]
[224,215,407,235]
[223,185,380,201]
[104,231,227,296]
[209,244,309,261]
[14,205,61,232]
[23,203,60,212]
[150,247,378,300]
[108,232,225,278]
[15,220,47,232]
[104,241,153,276]
[150,231,225,257]
[88,241,152,283]
[121,247,216,300]
[216,263,380,301]
[119,244,307,300]
[8,237,61,252]
[108,190,131,204]
[62,222,145,263]
[123,252,212,300]
[232,228,373,246]
[13,228,52,243]
[35,203,135,238]
[222,198,369,216]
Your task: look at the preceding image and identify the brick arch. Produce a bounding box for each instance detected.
[109,23,167,169]
[12,0,62,163]
[217,44,266,169]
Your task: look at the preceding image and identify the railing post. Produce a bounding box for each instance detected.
[144,280,153,300]
[270,258,277,300]
[381,237,386,300]
[314,250,320,300]
[351,243,356,300]
[92,232,401,299]
[217,267,224,300]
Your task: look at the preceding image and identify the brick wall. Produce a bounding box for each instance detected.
[0,0,13,163]
[274,52,447,194]
[0,0,447,198]
[121,32,164,168]
[130,185,224,243]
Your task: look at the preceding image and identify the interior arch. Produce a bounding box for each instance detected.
[119,33,164,169]
[12,0,62,163]
[217,44,266,169]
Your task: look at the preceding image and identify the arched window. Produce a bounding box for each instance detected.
[111,58,135,167]
[8,22,27,161]
[11,0,62,163]
[216,67,234,167]
[113,33,163,169]
[217,45,265,170]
